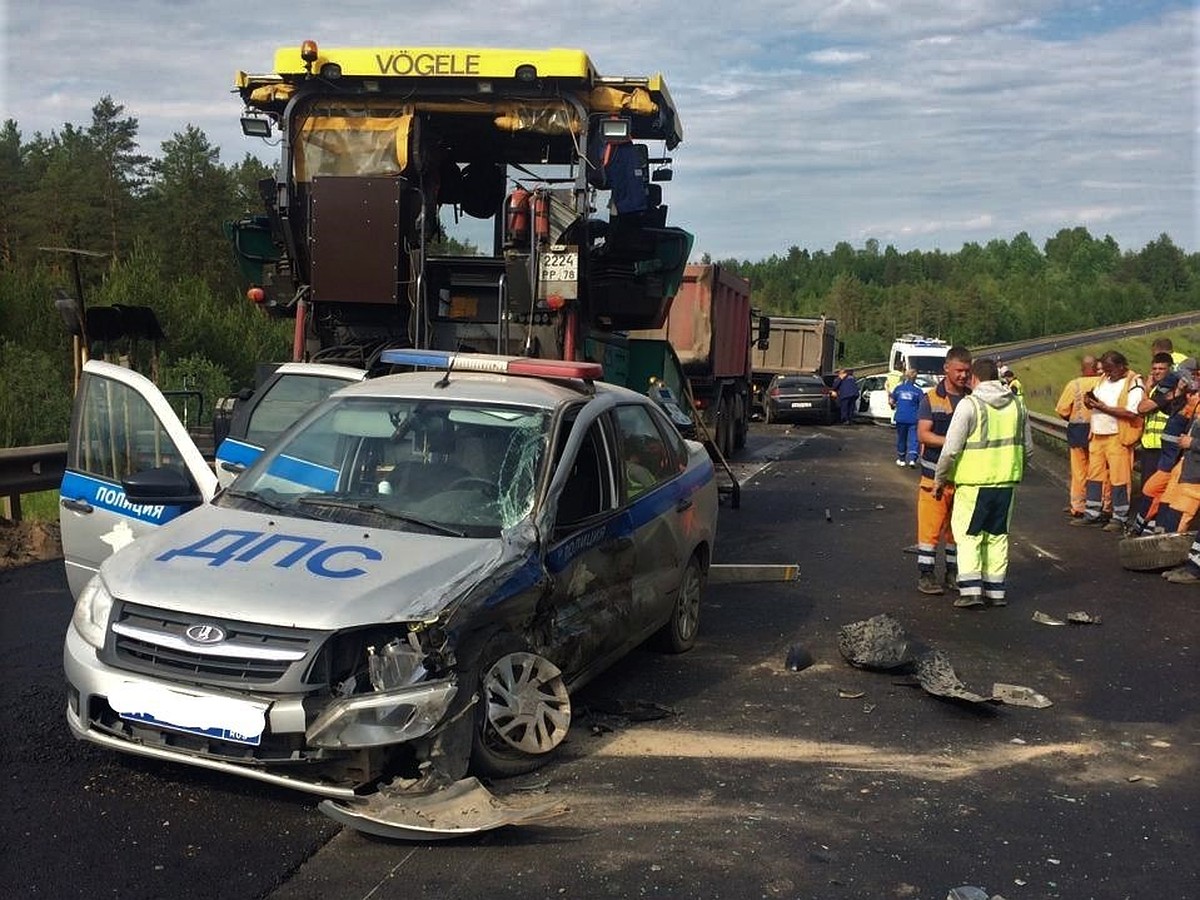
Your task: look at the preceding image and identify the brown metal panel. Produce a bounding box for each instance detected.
[309,177,402,304]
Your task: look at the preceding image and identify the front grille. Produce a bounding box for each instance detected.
[104,601,327,689]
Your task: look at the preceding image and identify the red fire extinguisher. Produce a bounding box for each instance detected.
[532,190,551,243]
[506,187,531,246]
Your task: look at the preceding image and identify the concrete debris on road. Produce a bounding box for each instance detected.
[840,614,1052,706]
[837,613,929,671]
[992,683,1053,708]
[913,649,991,704]
[1033,609,1102,625]
[1032,610,1067,625]
[947,889,1008,900]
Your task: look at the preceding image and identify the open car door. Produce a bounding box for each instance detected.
[59,360,219,599]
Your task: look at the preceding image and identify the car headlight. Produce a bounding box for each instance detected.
[71,576,114,650]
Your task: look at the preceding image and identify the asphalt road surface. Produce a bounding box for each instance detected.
[3,422,1196,899]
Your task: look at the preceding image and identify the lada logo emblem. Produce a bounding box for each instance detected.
[184,624,227,645]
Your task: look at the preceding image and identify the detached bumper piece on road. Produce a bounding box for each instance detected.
[318,777,567,840]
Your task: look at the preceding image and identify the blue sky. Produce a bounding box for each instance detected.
[1,1,1195,262]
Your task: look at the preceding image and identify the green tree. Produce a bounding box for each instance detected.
[144,126,241,291]
[87,97,150,261]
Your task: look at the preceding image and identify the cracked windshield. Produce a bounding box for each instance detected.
[221,397,549,536]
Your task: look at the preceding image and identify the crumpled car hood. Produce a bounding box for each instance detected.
[99,504,525,630]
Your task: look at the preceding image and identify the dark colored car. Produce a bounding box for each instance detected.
[764,374,837,425]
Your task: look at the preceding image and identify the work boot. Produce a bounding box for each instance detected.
[953,594,985,608]
[1069,515,1103,527]
[944,571,959,592]
[987,596,1008,607]
[1163,566,1200,584]
[917,573,945,595]
[1101,520,1125,533]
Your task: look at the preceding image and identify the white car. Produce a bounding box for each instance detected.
[60,351,718,835]
[856,374,937,425]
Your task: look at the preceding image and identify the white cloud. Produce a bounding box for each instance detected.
[2,1,1194,260]
[807,48,870,65]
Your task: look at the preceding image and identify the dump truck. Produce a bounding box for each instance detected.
[748,316,839,419]
[628,264,757,458]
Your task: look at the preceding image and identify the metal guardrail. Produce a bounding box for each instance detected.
[854,310,1200,377]
[1028,410,1067,446]
[0,443,67,521]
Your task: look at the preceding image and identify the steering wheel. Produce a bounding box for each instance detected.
[445,476,498,496]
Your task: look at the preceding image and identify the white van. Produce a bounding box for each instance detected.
[889,335,951,378]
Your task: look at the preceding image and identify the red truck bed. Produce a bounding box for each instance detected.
[633,264,752,380]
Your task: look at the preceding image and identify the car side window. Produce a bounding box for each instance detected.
[649,405,690,467]
[614,404,678,500]
[553,417,616,531]
[69,373,188,481]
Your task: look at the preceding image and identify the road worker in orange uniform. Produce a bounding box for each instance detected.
[1129,363,1199,535]
[1055,355,1102,518]
[1071,350,1145,532]
[914,346,973,595]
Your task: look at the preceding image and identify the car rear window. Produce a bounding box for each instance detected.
[778,376,824,389]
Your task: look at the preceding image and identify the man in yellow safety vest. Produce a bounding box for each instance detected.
[933,357,1032,608]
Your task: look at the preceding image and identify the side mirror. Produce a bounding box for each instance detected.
[756,316,771,351]
[122,467,202,506]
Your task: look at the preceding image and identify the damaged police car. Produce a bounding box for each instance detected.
[60,351,717,836]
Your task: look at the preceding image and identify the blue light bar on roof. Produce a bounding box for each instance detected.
[380,349,603,380]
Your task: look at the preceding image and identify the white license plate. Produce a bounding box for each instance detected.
[538,250,578,282]
[790,401,813,408]
[109,681,267,746]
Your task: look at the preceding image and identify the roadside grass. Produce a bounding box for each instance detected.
[13,490,59,522]
[1003,326,1200,418]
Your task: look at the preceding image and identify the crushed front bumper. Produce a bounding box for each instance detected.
[63,623,457,799]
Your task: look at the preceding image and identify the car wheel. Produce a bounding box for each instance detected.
[470,648,571,778]
[1119,531,1195,571]
[655,554,704,653]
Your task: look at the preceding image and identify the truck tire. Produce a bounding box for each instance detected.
[720,398,734,459]
[733,394,748,450]
[1119,531,1195,572]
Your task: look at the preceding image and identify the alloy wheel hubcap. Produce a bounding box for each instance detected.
[482,652,571,754]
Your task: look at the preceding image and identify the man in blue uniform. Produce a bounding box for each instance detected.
[890,369,924,467]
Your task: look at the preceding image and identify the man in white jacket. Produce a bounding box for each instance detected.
[933,358,1032,608]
